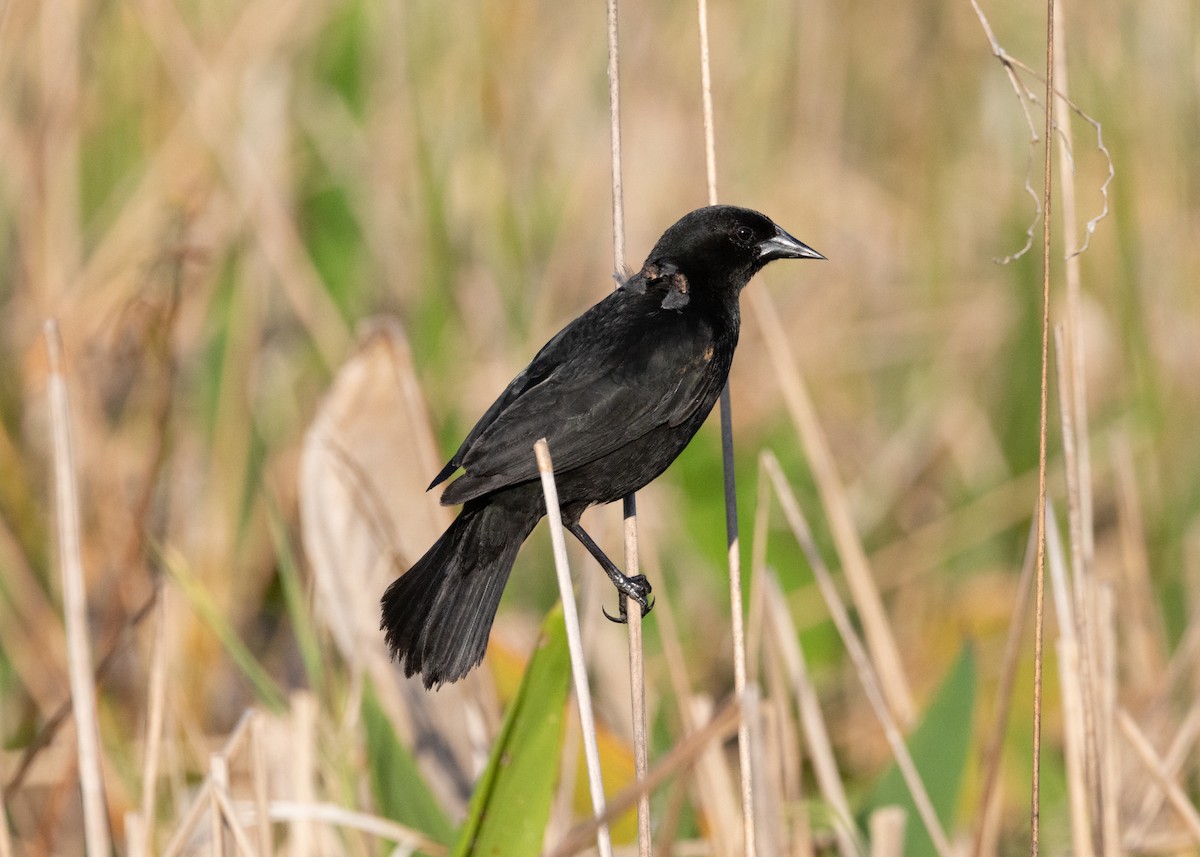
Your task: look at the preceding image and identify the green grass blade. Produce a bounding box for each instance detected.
[452,604,571,857]
[362,685,455,847]
[860,644,977,857]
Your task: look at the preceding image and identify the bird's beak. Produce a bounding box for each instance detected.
[756,225,825,262]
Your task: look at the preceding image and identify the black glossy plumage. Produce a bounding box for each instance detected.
[382,205,822,687]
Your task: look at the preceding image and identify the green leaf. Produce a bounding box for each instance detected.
[860,644,976,857]
[363,686,455,847]
[452,604,571,857]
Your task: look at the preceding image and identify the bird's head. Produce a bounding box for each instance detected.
[640,205,823,300]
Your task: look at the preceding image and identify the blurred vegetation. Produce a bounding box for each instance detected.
[1,0,1199,852]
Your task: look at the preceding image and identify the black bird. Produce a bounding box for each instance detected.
[382,205,823,687]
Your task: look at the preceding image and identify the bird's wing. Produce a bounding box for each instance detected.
[433,290,720,504]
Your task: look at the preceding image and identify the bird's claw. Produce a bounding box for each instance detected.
[603,575,653,624]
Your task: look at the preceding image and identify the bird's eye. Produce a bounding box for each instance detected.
[734,226,755,244]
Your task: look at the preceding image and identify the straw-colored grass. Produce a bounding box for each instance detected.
[2,0,1199,852]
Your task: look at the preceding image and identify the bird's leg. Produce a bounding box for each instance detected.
[564,522,653,623]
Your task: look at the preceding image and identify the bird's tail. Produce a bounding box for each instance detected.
[382,499,539,688]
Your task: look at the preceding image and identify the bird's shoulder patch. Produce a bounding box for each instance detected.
[625,261,690,310]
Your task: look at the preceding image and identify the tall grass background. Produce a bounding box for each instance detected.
[1,0,1198,853]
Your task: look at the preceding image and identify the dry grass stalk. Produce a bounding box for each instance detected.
[625,607,652,857]
[1112,436,1168,697]
[139,585,168,854]
[45,320,111,857]
[601,0,650,845]
[652,578,743,857]
[535,438,614,857]
[161,781,215,857]
[210,777,258,857]
[748,292,914,728]
[546,698,741,857]
[694,0,758,849]
[760,570,858,857]
[1051,0,1095,571]
[1032,0,1058,847]
[761,451,951,857]
[1096,585,1120,857]
[972,517,1037,857]
[1045,504,1094,856]
[751,698,784,857]
[1125,701,1200,845]
[251,713,272,857]
[1054,325,1104,851]
[1117,710,1200,845]
[1055,638,1095,857]
[868,807,906,857]
[244,801,445,853]
[124,811,146,857]
[211,754,229,857]
[290,691,317,857]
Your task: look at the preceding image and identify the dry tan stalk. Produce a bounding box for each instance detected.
[1033,0,1056,849]
[237,801,445,853]
[652,578,742,857]
[1051,0,1095,573]
[1125,701,1200,844]
[748,292,914,728]
[1118,710,1200,844]
[161,781,214,857]
[535,439,614,857]
[211,755,228,857]
[693,0,756,840]
[753,699,784,857]
[1096,585,1120,857]
[289,692,317,857]
[546,699,742,857]
[45,321,111,857]
[1054,326,1103,848]
[763,451,951,857]
[1046,506,1095,856]
[139,585,168,854]
[210,775,259,857]
[760,603,805,855]
[124,811,145,857]
[1056,638,1096,857]
[748,456,774,687]
[33,0,83,311]
[972,517,1037,857]
[251,713,272,857]
[1112,437,1168,698]
[977,775,1004,857]
[626,607,652,857]
[868,807,906,857]
[761,571,858,857]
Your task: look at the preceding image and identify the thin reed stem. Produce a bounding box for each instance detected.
[535,439,614,857]
[696,1,756,851]
[603,0,650,848]
[1030,0,1056,847]
[763,451,954,857]
[45,320,112,857]
[973,517,1038,857]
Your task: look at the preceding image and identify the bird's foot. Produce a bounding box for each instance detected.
[602,574,654,624]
